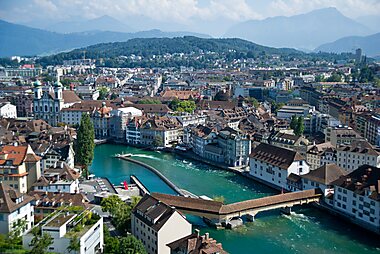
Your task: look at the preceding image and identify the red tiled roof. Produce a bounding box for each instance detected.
[0,145,28,166]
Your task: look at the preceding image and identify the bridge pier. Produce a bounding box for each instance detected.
[280,206,292,215]
[246,213,256,222]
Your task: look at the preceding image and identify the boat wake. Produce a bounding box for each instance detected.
[282,212,311,223]
[131,154,163,161]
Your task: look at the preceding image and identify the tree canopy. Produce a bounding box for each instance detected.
[75,113,95,178]
[101,195,132,234]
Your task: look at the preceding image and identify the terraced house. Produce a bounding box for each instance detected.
[0,183,34,235]
[0,145,41,194]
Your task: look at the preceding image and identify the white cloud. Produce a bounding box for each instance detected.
[33,0,58,13]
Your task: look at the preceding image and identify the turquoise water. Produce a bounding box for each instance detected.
[91,144,380,254]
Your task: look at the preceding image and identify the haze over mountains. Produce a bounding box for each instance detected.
[1,7,379,57]
[0,20,210,57]
[45,15,135,34]
[225,7,374,51]
[316,32,380,57]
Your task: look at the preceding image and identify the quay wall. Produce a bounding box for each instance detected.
[116,156,185,196]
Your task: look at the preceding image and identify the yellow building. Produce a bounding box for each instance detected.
[0,145,41,193]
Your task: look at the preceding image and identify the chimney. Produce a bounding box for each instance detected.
[195,229,200,237]
[205,232,209,241]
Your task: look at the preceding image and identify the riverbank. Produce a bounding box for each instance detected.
[114,155,188,196]
[90,144,380,254]
[101,142,380,235]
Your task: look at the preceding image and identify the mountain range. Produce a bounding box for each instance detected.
[1,7,379,58]
[37,36,302,66]
[43,15,135,34]
[0,19,210,57]
[316,32,380,57]
[225,7,374,50]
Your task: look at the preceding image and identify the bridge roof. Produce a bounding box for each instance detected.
[219,188,322,214]
[152,193,223,214]
[152,189,322,215]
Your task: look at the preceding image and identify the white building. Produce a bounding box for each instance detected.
[325,125,363,146]
[33,79,81,126]
[173,113,207,128]
[301,164,346,196]
[331,165,380,234]
[23,210,103,254]
[0,183,34,235]
[276,105,315,120]
[0,102,17,118]
[132,194,192,254]
[249,143,310,191]
[33,163,80,194]
[336,141,380,173]
[110,107,143,140]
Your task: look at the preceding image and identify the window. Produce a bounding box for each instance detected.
[352,200,356,206]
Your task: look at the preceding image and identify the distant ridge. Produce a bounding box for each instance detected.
[315,32,380,57]
[0,19,211,57]
[224,7,371,50]
[37,36,303,66]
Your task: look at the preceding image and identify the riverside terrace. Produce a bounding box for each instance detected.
[152,189,322,227]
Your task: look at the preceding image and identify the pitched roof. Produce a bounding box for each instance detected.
[331,165,380,200]
[302,164,347,185]
[250,143,304,170]
[0,183,33,213]
[29,191,91,209]
[133,194,184,231]
[62,90,81,104]
[167,232,228,254]
[0,145,28,166]
[132,104,171,114]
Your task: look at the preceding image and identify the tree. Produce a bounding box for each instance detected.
[8,218,27,244]
[169,98,180,110]
[170,99,196,113]
[290,115,298,131]
[67,236,80,253]
[130,196,142,209]
[294,116,304,136]
[110,93,118,100]
[326,73,342,82]
[118,236,147,254]
[30,228,53,254]
[101,195,132,234]
[75,113,95,179]
[152,135,164,148]
[98,87,109,100]
[245,97,259,108]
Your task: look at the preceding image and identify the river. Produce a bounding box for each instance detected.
[90,144,380,254]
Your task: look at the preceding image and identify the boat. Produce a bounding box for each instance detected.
[113,153,132,158]
[183,160,189,164]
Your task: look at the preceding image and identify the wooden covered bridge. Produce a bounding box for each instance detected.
[152,188,322,223]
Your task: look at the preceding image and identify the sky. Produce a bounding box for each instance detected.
[1,0,380,35]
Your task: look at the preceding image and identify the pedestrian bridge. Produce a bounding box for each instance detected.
[152,188,322,223]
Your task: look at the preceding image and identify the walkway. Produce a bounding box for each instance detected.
[152,188,322,222]
[115,155,198,197]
